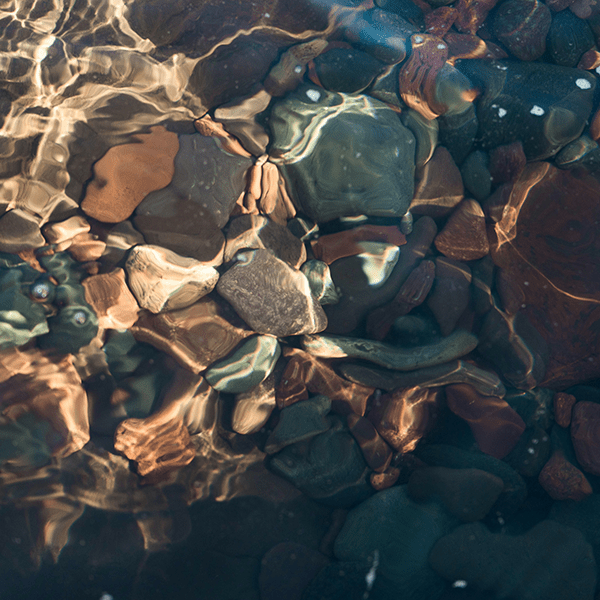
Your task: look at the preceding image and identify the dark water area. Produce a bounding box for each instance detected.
[1,0,600,599]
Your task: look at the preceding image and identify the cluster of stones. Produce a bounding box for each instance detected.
[1,0,600,597]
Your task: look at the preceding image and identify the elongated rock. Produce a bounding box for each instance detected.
[301,330,478,371]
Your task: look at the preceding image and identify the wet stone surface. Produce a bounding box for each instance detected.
[2,1,600,599]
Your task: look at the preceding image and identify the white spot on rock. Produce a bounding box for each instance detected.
[306,89,321,102]
[294,65,302,74]
[530,105,545,116]
[498,107,507,118]
[576,78,592,90]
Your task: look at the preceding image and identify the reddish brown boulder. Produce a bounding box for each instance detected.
[445,383,526,459]
[434,199,489,261]
[489,163,600,388]
[347,414,393,473]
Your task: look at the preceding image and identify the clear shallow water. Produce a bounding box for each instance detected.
[0,0,600,599]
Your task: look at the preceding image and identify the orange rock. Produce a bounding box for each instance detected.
[411,146,464,217]
[82,268,139,330]
[553,392,577,428]
[370,466,401,490]
[278,347,374,416]
[434,199,490,261]
[445,383,525,459]
[425,7,457,37]
[538,448,592,501]
[114,414,196,482]
[0,347,89,458]
[311,224,406,265]
[81,125,179,223]
[368,387,438,453]
[454,0,500,35]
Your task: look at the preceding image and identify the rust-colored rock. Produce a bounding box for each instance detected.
[538,448,592,501]
[277,347,374,416]
[347,414,393,473]
[454,0,500,35]
[578,47,600,70]
[370,466,401,490]
[554,392,577,428]
[411,146,464,217]
[445,383,526,459]
[0,347,89,458]
[489,141,527,184]
[311,225,406,265]
[131,296,251,374]
[368,387,438,453]
[434,199,489,261]
[398,34,449,120]
[114,414,196,482]
[571,401,600,476]
[81,126,178,223]
[424,7,457,37]
[82,268,139,330]
[489,163,600,388]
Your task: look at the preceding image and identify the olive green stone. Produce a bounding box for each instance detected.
[205,334,281,394]
[269,84,415,223]
[301,330,479,371]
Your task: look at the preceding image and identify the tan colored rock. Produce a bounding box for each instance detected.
[131,296,252,374]
[82,268,139,330]
[43,215,90,244]
[126,245,219,313]
[81,126,179,223]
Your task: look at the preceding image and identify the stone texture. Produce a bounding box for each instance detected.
[434,199,489,261]
[324,216,437,334]
[489,163,600,388]
[408,466,504,521]
[339,359,506,398]
[82,268,139,330]
[300,260,340,305]
[114,414,195,482]
[368,387,438,453]
[310,224,405,266]
[224,214,306,268]
[553,392,577,428]
[429,520,596,600]
[131,296,251,374]
[301,329,478,371]
[347,414,393,473]
[426,257,472,336]
[538,448,592,501]
[445,383,526,459]
[277,347,374,416]
[217,249,327,337]
[125,245,219,313]
[493,0,551,62]
[81,126,178,223]
[204,335,281,394]
[571,401,600,476]
[268,416,373,507]
[334,485,454,600]
[365,259,435,341]
[269,85,415,223]
[232,371,277,435]
[0,347,89,461]
[264,395,331,455]
[136,132,252,230]
[410,146,464,217]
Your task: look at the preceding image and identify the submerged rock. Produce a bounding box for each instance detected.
[269,84,415,222]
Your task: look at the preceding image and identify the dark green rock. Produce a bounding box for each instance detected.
[269,84,415,223]
[334,485,454,600]
[313,48,386,93]
[268,416,373,508]
[547,9,594,68]
[461,150,492,201]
